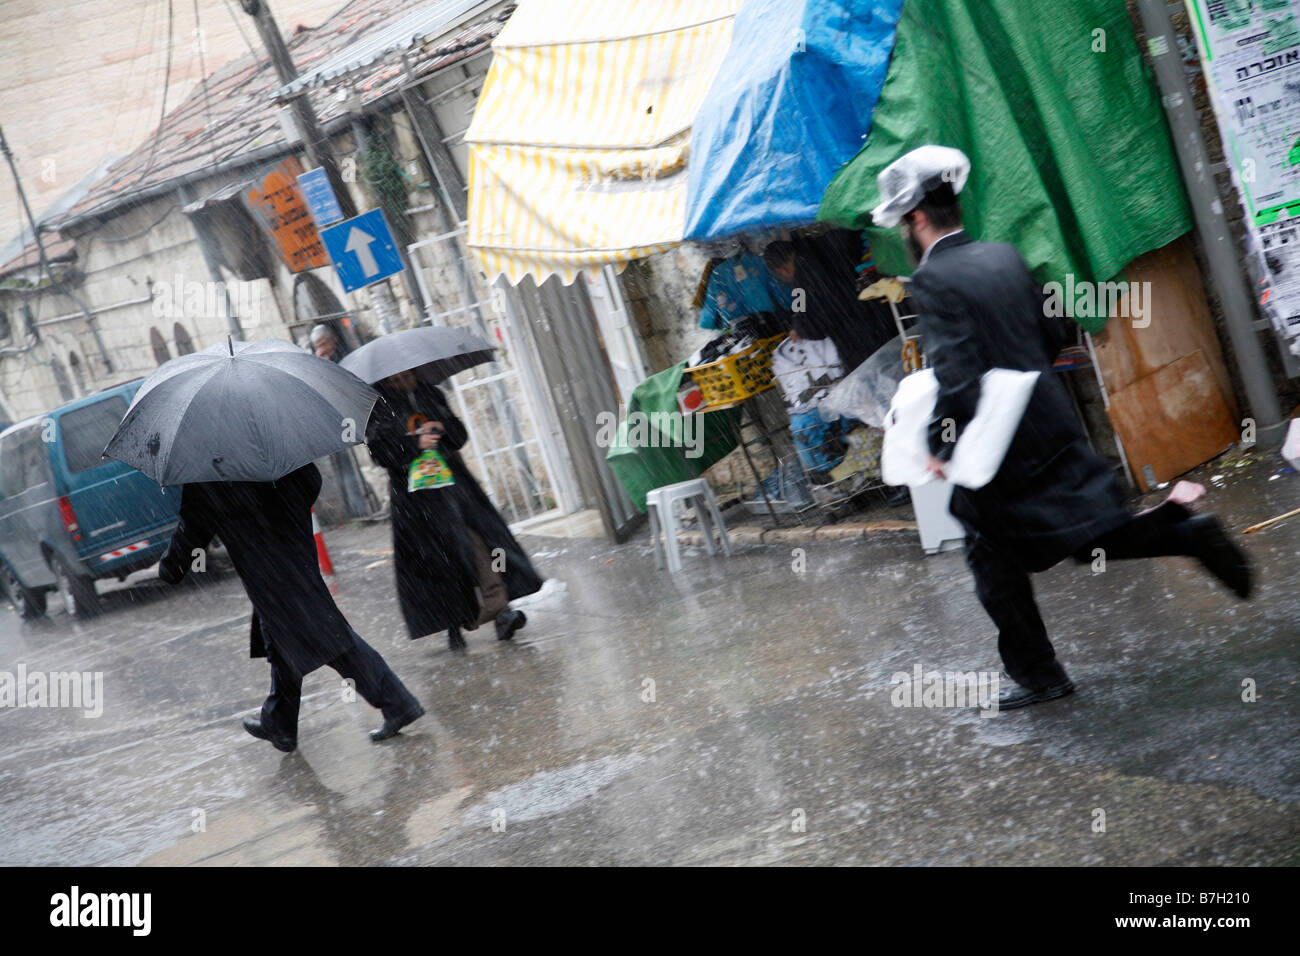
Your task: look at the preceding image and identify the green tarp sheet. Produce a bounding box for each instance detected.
[605,362,741,513]
[818,0,1191,332]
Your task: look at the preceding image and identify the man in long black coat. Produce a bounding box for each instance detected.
[366,371,544,650]
[876,146,1253,710]
[158,463,423,750]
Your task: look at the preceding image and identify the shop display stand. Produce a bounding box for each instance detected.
[703,388,789,527]
[774,437,891,525]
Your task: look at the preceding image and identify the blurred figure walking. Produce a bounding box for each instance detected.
[367,369,543,650]
[159,464,424,750]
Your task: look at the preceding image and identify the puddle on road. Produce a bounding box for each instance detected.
[460,752,645,827]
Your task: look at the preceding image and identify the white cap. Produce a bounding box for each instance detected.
[871,145,971,228]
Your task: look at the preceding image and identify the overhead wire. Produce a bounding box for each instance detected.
[133,0,177,187]
[222,0,260,60]
[107,0,163,160]
[193,0,222,173]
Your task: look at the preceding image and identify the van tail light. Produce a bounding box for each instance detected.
[56,496,81,542]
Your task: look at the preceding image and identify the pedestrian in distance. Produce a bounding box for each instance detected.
[872,145,1253,711]
[310,323,345,363]
[366,369,543,651]
[158,463,424,751]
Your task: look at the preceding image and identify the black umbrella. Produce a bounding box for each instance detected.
[339,325,496,385]
[104,338,377,484]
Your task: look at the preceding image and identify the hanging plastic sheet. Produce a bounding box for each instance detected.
[604,362,741,512]
[683,0,903,243]
[818,0,1191,332]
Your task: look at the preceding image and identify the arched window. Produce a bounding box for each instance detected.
[68,352,86,395]
[173,323,195,356]
[51,357,74,402]
[293,271,356,355]
[150,327,171,366]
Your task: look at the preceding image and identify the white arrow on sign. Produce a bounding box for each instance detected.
[345,227,379,277]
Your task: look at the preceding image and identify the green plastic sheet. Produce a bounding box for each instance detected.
[818,0,1191,332]
[605,362,741,512]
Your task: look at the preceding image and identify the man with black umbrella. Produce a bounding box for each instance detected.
[874,145,1253,711]
[104,338,424,752]
[158,463,424,751]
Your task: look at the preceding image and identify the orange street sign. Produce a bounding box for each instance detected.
[244,156,330,273]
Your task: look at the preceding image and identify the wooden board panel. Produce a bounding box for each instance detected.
[1092,236,1236,410]
[1105,350,1239,490]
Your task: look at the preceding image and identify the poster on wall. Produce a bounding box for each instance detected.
[1186,0,1300,365]
[243,156,331,274]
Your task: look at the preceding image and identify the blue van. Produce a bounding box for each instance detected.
[0,380,180,618]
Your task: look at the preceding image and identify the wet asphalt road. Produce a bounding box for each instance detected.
[0,455,1296,866]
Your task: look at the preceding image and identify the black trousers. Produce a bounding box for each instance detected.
[260,630,421,742]
[965,502,1194,689]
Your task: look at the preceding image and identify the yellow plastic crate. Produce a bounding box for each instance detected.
[687,333,787,407]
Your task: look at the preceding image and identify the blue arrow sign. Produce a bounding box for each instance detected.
[297,168,344,226]
[321,209,404,292]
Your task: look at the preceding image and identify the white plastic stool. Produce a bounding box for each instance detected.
[645,478,732,572]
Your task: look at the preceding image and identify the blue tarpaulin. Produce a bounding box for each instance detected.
[683,0,903,243]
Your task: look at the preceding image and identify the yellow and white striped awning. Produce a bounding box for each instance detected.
[465,0,743,285]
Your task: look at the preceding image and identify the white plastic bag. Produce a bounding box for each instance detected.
[880,370,940,487]
[881,367,1041,490]
[819,335,906,428]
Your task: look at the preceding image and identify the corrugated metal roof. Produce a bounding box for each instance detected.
[277,0,494,96]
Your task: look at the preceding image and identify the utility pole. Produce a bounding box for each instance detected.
[240,0,403,334]
[0,124,114,373]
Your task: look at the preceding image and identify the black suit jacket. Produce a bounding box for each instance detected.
[159,464,356,678]
[908,233,1129,570]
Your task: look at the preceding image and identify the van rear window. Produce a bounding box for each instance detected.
[60,397,128,473]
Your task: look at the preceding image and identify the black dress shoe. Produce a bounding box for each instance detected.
[242,716,296,752]
[495,608,527,641]
[447,626,467,650]
[1183,514,1253,599]
[997,678,1075,712]
[370,705,425,742]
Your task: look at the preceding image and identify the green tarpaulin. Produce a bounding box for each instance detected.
[605,362,741,512]
[818,0,1191,332]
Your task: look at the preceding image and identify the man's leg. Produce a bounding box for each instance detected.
[966,532,1069,691]
[329,630,423,732]
[1080,506,1190,560]
[254,644,302,749]
[1077,507,1252,598]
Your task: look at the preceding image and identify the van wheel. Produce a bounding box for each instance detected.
[50,554,100,618]
[3,565,46,620]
